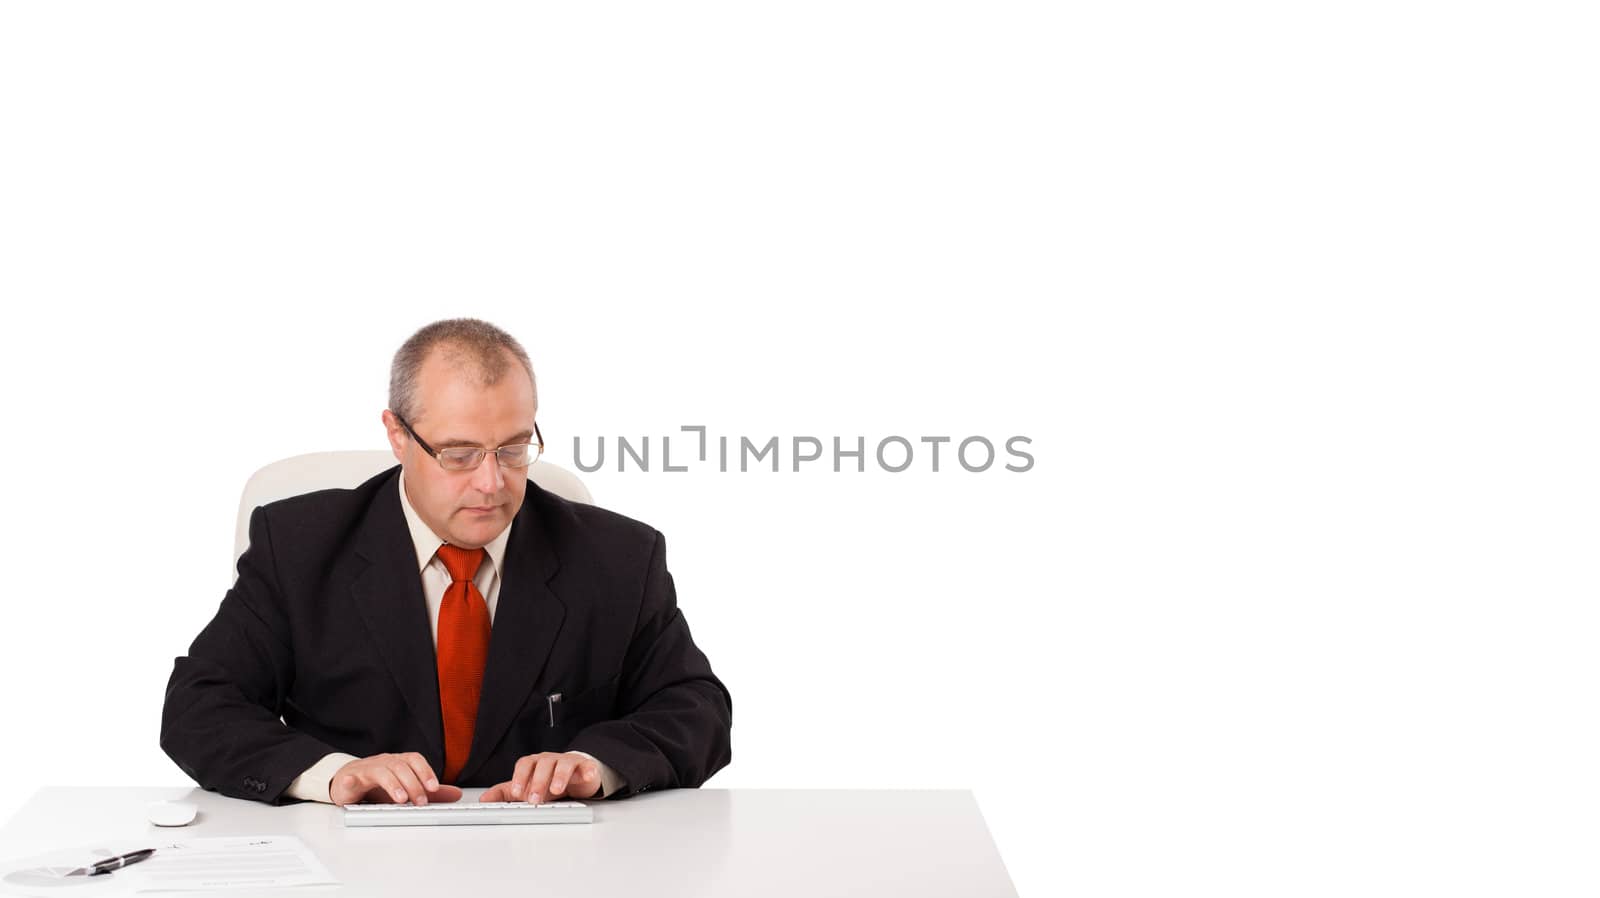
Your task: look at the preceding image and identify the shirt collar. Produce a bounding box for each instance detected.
[398,469,512,578]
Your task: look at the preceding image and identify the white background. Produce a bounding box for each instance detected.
[1,2,1597,895]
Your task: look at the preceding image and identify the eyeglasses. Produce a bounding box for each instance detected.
[392,411,545,471]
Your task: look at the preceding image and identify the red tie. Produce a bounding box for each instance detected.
[436,544,491,784]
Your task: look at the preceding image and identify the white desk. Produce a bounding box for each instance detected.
[0,787,1017,897]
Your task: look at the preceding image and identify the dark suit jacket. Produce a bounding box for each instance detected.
[160,465,732,804]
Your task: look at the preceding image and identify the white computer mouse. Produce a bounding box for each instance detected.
[147,800,198,827]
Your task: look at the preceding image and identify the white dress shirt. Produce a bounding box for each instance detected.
[285,472,625,802]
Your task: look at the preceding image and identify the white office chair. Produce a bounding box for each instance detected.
[233,450,594,570]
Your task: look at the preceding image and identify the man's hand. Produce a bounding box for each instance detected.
[480,752,603,804]
[330,753,464,806]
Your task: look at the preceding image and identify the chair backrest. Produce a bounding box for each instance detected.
[233,450,594,569]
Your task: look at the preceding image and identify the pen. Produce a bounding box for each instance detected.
[66,848,156,877]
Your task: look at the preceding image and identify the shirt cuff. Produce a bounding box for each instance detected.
[567,751,626,799]
[286,752,361,804]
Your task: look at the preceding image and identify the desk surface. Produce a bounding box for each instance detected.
[0,787,1016,897]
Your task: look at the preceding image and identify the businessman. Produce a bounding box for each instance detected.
[161,318,732,807]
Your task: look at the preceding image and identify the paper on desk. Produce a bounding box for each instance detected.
[123,836,337,891]
[0,836,336,896]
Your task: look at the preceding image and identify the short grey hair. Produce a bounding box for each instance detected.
[388,318,537,423]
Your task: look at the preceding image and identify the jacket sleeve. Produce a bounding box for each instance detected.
[160,506,340,804]
[568,530,733,798]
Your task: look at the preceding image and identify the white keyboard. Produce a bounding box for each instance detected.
[343,801,593,827]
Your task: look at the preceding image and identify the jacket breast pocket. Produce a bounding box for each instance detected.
[545,674,621,728]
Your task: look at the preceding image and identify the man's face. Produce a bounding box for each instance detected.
[383,347,537,549]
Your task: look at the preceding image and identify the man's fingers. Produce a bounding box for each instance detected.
[388,761,430,805]
[509,755,538,799]
[402,752,442,792]
[379,769,413,805]
[567,762,602,798]
[552,756,598,796]
[464,753,605,806]
[331,773,360,806]
[426,784,464,803]
[527,756,559,804]
[367,767,409,804]
[330,754,452,806]
[332,764,382,806]
[549,757,580,796]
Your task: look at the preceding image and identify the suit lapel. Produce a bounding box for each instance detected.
[457,487,566,783]
[350,473,446,767]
